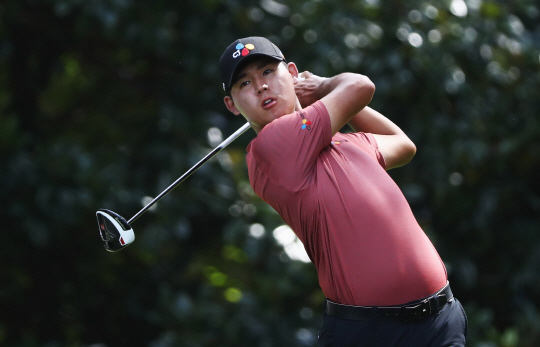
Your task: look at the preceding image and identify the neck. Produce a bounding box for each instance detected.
[251,97,303,135]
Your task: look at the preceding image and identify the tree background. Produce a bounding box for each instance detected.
[1,0,539,346]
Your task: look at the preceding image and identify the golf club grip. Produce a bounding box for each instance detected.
[127,122,251,224]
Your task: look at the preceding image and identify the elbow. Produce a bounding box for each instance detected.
[389,138,416,169]
[343,74,375,109]
[385,140,416,170]
[402,139,417,165]
[365,76,376,96]
[354,75,376,105]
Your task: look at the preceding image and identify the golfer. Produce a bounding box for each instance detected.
[219,36,467,347]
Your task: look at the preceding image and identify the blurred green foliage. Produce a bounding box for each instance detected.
[1,0,539,346]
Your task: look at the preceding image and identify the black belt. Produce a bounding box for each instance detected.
[326,282,453,322]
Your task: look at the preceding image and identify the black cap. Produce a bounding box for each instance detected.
[219,36,286,92]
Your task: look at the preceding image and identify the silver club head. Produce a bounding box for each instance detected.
[96,209,135,252]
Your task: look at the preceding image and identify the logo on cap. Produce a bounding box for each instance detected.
[233,43,255,58]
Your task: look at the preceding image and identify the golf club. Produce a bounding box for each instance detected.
[96,122,251,252]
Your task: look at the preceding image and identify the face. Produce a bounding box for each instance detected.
[224,57,301,133]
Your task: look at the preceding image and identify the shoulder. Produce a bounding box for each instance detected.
[261,101,329,136]
[350,132,378,147]
[253,101,331,151]
[341,132,386,169]
[247,101,334,191]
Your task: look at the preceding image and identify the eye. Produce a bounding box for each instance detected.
[263,69,273,76]
[239,80,250,88]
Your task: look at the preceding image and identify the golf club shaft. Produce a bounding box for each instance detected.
[127,122,251,224]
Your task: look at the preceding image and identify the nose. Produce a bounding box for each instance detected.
[258,84,269,94]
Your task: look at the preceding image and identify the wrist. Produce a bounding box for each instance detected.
[315,76,331,100]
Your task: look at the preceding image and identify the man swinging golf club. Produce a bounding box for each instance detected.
[220,36,467,347]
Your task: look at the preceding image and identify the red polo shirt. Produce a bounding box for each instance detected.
[246,101,447,306]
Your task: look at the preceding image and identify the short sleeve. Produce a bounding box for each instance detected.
[249,101,332,191]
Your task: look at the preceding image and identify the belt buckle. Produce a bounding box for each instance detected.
[403,297,433,322]
[403,288,450,323]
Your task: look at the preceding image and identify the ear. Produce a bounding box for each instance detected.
[287,62,300,81]
[224,96,241,116]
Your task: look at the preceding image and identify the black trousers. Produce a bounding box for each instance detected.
[318,298,468,347]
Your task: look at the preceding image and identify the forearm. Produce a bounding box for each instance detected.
[347,106,406,136]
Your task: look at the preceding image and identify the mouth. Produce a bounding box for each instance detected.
[261,98,276,109]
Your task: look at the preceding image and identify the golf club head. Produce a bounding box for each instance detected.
[96,209,135,252]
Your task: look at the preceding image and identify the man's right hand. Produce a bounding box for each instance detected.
[294,71,328,108]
